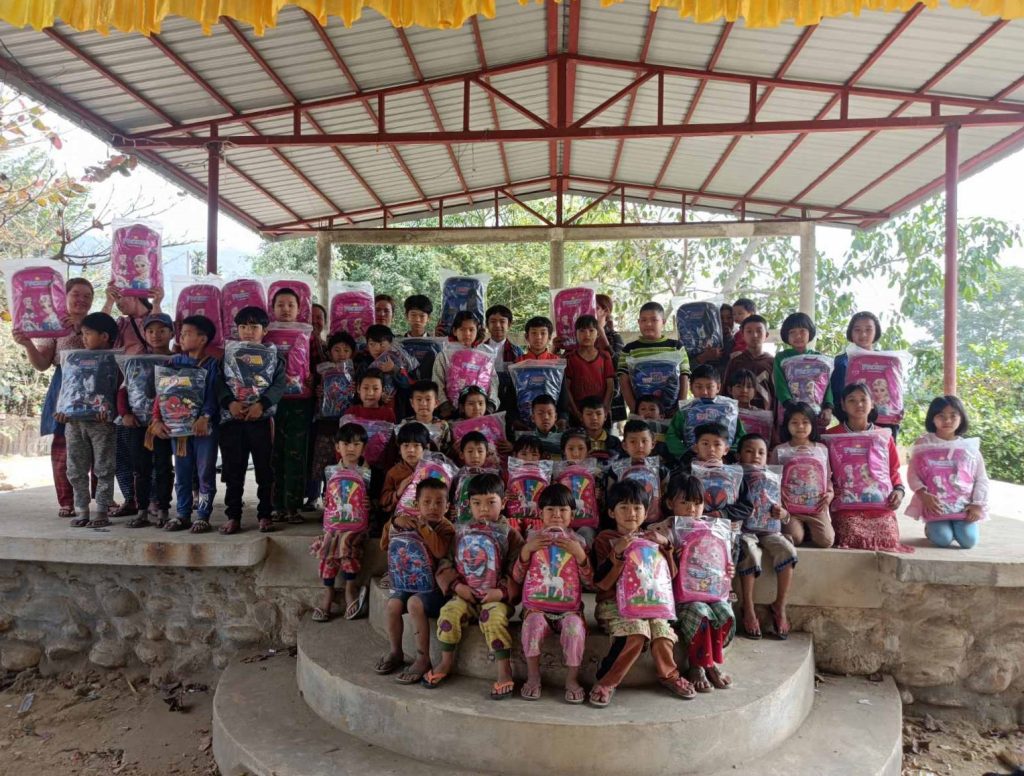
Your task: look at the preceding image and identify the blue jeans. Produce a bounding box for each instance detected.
[173,432,219,519]
[925,520,980,549]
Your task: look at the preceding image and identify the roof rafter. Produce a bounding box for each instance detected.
[608,8,658,183]
[470,17,511,186]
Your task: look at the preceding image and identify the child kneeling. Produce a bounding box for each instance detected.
[512,483,592,703]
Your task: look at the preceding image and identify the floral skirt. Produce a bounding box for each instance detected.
[831,509,914,554]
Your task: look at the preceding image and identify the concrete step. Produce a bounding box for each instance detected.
[296,617,816,776]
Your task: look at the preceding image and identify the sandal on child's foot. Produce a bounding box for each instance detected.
[742,612,762,640]
[706,665,733,690]
[588,685,615,707]
[395,666,427,685]
[564,685,586,705]
[687,667,713,693]
[220,519,241,535]
[311,607,331,623]
[257,519,275,534]
[659,675,697,700]
[70,516,90,528]
[286,511,305,525]
[108,501,138,518]
[344,587,369,620]
[420,669,448,689]
[374,653,403,675]
[57,506,75,518]
[126,515,152,529]
[190,519,212,534]
[520,680,542,701]
[164,518,190,532]
[490,680,514,700]
[769,604,790,640]
[87,517,111,529]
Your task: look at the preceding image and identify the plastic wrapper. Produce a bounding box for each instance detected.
[172,275,223,347]
[738,407,773,441]
[554,460,601,530]
[221,341,279,422]
[339,414,394,467]
[611,456,662,523]
[154,365,206,437]
[677,396,740,448]
[221,278,267,341]
[691,462,744,520]
[455,520,510,594]
[266,273,314,323]
[370,347,418,406]
[506,457,553,533]
[781,353,834,414]
[451,466,501,523]
[626,350,684,416]
[3,259,71,338]
[264,322,313,396]
[845,345,910,426]
[111,219,162,297]
[322,465,370,533]
[116,354,170,423]
[742,465,783,533]
[824,429,893,510]
[669,516,733,604]
[522,527,583,613]
[908,437,982,522]
[615,538,675,619]
[395,453,457,518]
[438,271,489,335]
[387,530,435,593]
[550,285,597,348]
[56,349,119,420]
[508,359,566,420]
[317,360,354,418]
[397,336,446,380]
[451,413,506,463]
[774,444,829,516]
[675,301,723,354]
[328,280,374,339]
[443,344,497,406]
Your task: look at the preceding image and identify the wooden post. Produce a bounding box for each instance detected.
[943,125,959,395]
[316,231,332,305]
[798,221,816,316]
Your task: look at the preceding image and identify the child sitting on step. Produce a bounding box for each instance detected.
[512,483,592,703]
[422,472,524,700]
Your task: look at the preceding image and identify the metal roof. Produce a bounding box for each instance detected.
[0,0,1022,233]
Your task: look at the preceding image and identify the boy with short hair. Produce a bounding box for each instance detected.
[377,477,455,684]
[519,316,559,361]
[616,301,690,414]
[482,304,522,416]
[380,422,432,514]
[511,435,543,463]
[634,394,671,460]
[521,394,562,460]
[666,364,746,461]
[365,324,412,413]
[432,311,499,418]
[731,298,757,353]
[422,472,524,699]
[605,419,669,522]
[397,380,451,452]
[579,395,622,461]
[217,306,288,535]
[348,368,397,423]
[722,314,775,411]
[150,314,220,532]
[62,312,120,528]
[402,295,436,381]
[565,314,615,424]
[679,423,753,526]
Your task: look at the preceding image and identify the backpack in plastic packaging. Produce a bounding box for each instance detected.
[824,430,893,510]
[173,275,224,347]
[57,350,120,421]
[340,414,394,467]
[522,527,583,613]
[690,462,744,520]
[111,219,162,297]
[669,516,733,604]
[675,302,723,355]
[616,538,675,619]
[116,354,170,423]
[908,437,982,522]
[781,353,834,414]
[266,273,314,324]
[455,521,510,594]
[3,259,71,338]
[611,456,662,524]
[774,444,829,516]
[317,360,354,418]
[221,279,267,341]
[438,271,488,335]
[554,460,601,530]
[508,359,566,421]
[154,365,207,437]
[329,280,374,340]
[395,453,457,518]
[741,465,783,533]
[444,344,497,406]
[678,396,740,448]
[626,351,684,416]
[323,465,370,533]
[387,530,435,593]
[550,286,597,348]
[221,341,279,422]
[845,345,910,426]
[264,322,313,397]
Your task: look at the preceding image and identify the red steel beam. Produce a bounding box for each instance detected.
[499,187,555,225]
[608,9,658,183]
[547,0,559,190]
[471,17,511,186]
[564,185,620,225]
[649,22,733,195]
[572,71,656,129]
[562,0,582,180]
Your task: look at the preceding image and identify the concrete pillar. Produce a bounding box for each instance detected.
[316,231,332,305]
[798,221,816,316]
[206,142,220,275]
[549,239,565,288]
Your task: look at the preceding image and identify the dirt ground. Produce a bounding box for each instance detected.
[903,714,1024,776]
[0,667,218,776]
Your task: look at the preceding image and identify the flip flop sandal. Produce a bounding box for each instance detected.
[374,653,403,675]
[742,617,763,640]
[70,517,90,528]
[395,668,426,685]
[421,669,448,689]
[344,586,369,620]
[164,518,189,532]
[687,668,714,694]
[520,682,542,701]
[769,607,790,641]
[258,519,275,533]
[588,685,615,707]
[490,680,515,700]
[706,666,733,690]
[87,518,111,529]
[659,676,697,700]
[311,607,331,623]
[220,519,241,535]
[57,507,75,518]
[564,686,586,705]
[108,502,138,518]
[190,520,212,534]
[126,515,152,529]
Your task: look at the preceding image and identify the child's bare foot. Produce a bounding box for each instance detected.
[520,678,542,701]
[706,664,733,689]
[564,681,585,704]
[742,609,762,639]
[686,666,713,693]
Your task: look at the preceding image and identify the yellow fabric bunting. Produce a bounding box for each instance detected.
[0,0,1021,35]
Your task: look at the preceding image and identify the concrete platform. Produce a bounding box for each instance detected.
[296,617,815,776]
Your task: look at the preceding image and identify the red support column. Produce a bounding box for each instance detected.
[207,141,220,275]
[943,125,959,396]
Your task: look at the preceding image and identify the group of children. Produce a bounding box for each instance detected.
[38,276,990,708]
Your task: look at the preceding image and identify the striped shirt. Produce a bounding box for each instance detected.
[615,337,691,376]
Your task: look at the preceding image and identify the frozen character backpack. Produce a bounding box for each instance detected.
[439,272,488,334]
[669,517,733,604]
[678,397,740,448]
[780,353,834,414]
[506,458,552,533]
[675,301,723,355]
[116,354,170,423]
[387,530,435,594]
[221,279,267,341]
[220,341,279,422]
[508,359,566,420]
[267,276,313,323]
[824,429,892,509]
[554,461,600,530]
[845,345,909,426]
[395,454,457,518]
[329,281,374,340]
[908,437,982,522]
[174,279,224,348]
[691,463,744,520]
[322,466,370,533]
[111,219,162,297]
[154,365,207,437]
[57,350,120,421]
[444,345,496,406]
[626,351,684,416]
[611,457,662,524]
[340,415,394,467]
[264,322,313,397]
[522,528,583,613]
[775,444,829,516]
[455,521,510,595]
[317,360,354,418]
[4,260,71,338]
[616,537,675,619]
[551,286,597,348]
[738,407,773,441]
[741,465,783,533]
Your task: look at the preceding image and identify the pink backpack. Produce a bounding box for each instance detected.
[445,347,495,406]
[395,455,456,517]
[111,221,162,297]
[781,353,834,413]
[551,286,596,347]
[267,278,312,323]
[506,458,552,530]
[738,407,773,441]
[824,430,892,510]
[329,285,374,339]
[555,462,600,529]
[221,279,267,341]
[5,261,71,338]
[846,347,907,426]
[175,283,224,347]
[775,444,829,516]
[322,466,370,533]
[452,413,506,465]
[909,438,981,522]
[616,538,675,619]
[455,522,509,594]
[387,530,435,593]
[611,457,662,524]
[669,517,733,604]
[522,528,582,613]
[340,415,394,467]
[264,323,313,397]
